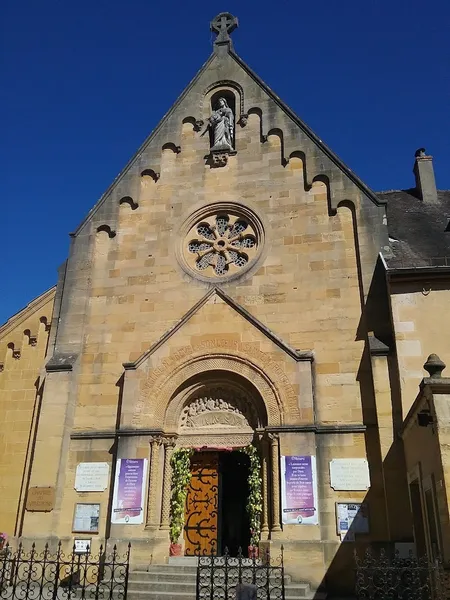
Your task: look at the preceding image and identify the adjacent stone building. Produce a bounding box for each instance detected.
[1,13,449,595]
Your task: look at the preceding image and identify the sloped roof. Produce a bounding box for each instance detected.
[377,189,450,268]
[0,286,56,338]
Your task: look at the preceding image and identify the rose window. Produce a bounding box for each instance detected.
[187,214,258,277]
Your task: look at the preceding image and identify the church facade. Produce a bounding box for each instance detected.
[1,13,450,594]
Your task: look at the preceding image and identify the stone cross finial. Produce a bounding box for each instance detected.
[210,12,238,49]
[423,353,446,378]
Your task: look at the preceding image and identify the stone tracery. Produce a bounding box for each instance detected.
[187,213,258,276]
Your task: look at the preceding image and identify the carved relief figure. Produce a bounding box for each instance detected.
[208,97,234,150]
[179,391,258,430]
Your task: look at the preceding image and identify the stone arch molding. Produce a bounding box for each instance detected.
[135,349,298,430]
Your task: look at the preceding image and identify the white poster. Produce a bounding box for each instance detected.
[111,459,148,525]
[281,455,319,525]
[329,459,370,491]
[72,503,100,533]
[75,462,109,492]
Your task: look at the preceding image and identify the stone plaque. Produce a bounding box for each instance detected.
[75,462,109,492]
[329,459,370,491]
[26,487,55,512]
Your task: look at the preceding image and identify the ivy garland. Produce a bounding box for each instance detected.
[169,448,193,544]
[168,445,262,549]
[239,444,263,547]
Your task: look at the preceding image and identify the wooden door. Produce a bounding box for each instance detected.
[184,452,219,556]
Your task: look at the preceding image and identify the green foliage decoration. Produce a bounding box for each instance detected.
[239,445,263,547]
[169,448,193,544]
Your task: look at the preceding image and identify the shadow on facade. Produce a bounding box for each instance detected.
[314,259,415,596]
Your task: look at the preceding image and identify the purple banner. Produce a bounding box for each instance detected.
[281,456,318,525]
[111,458,147,524]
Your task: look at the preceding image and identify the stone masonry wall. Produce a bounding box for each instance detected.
[0,289,55,534]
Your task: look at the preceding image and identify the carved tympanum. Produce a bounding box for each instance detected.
[179,389,257,430]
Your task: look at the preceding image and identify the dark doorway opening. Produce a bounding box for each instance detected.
[218,451,250,556]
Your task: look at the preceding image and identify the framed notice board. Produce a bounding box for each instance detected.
[72,503,100,533]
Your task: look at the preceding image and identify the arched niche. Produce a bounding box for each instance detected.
[202,81,244,118]
[205,90,237,150]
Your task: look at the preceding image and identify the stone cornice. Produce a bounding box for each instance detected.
[400,377,450,437]
[70,428,166,440]
[420,377,450,395]
[70,424,366,439]
[388,266,450,283]
[45,352,78,373]
[267,423,367,434]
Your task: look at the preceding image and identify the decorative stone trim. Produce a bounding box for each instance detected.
[238,114,248,127]
[208,149,236,167]
[194,119,204,132]
[268,433,281,532]
[177,432,253,448]
[119,196,139,210]
[96,224,116,238]
[140,169,160,182]
[148,353,285,429]
[146,436,162,527]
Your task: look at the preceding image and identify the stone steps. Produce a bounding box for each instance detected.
[128,567,327,600]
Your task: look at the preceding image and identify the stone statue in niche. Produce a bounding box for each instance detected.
[206,97,234,151]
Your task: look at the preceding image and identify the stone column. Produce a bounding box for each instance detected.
[146,436,162,527]
[260,436,270,537]
[269,433,281,532]
[160,438,176,530]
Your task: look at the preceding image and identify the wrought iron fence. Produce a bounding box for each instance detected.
[354,548,448,600]
[0,542,130,600]
[197,546,285,600]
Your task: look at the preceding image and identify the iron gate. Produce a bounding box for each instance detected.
[196,546,285,600]
[0,542,130,600]
[354,548,448,600]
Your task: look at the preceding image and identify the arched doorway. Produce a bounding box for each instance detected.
[171,371,267,556]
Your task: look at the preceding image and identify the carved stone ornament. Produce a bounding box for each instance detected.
[179,389,258,430]
[212,151,229,167]
[194,119,204,132]
[238,113,248,127]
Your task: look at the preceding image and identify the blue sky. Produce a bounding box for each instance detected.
[2,0,450,324]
